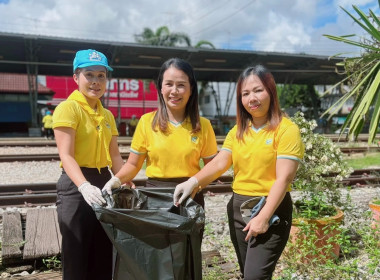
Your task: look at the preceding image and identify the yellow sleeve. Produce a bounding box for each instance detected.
[130,113,149,154]
[221,125,237,152]
[277,123,304,161]
[52,101,79,129]
[200,118,218,159]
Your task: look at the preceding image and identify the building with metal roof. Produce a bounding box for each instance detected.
[0,32,346,135]
[0,31,344,84]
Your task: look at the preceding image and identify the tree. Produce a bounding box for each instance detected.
[134,25,215,48]
[323,2,380,143]
[278,84,321,119]
[193,40,215,49]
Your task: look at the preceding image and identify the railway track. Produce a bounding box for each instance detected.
[0,134,379,147]
[0,179,233,208]
[0,152,131,162]
[0,169,379,208]
[1,146,379,162]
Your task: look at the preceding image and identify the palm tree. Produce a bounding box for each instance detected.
[134,26,191,47]
[134,25,215,48]
[194,40,215,49]
[322,2,380,143]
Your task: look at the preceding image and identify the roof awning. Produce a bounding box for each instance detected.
[0,32,345,85]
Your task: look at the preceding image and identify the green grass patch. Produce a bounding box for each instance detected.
[344,152,380,169]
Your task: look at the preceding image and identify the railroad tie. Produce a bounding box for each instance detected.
[1,211,23,264]
[23,208,62,260]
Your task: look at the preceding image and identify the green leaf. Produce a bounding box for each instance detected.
[368,88,380,143]
[321,4,380,143]
[341,6,380,41]
[323,34,379,52]
[352,6,380,41]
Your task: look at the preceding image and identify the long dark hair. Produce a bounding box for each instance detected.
[236,65,282,140]
[152,58,201,133]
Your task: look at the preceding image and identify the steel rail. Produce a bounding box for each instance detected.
[0,134,378,147]
[0,171,379,208]
[0,152,131,162]
[2,146,380,162]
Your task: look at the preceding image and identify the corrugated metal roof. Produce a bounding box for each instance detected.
[0,31,345,85]
[0,73,54,94]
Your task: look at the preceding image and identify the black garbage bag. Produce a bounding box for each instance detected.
[94,187,205,280]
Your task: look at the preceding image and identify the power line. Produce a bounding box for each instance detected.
[193,0,256,36]
[188,0,230,25]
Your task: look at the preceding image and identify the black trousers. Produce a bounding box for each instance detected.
[227,192,292,280]
[56,167,112,280]
[44,128,54,138]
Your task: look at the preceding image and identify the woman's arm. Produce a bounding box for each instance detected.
[54,127,87,186]
[196,150,232,188]
[109,135,124,174]
[114,152,146,184]
[174,150,232,205]
[54,127,106,206]
[243,158,299,241]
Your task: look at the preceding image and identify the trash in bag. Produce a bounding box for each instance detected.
[93,187,205,280]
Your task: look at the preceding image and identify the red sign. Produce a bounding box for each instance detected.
[44,76,158,119]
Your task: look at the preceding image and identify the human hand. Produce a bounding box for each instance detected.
[78,181,106,206]
[243,216,269,241]
[173,177,199,206]
[102,176,122,195]
[124,181,136,189]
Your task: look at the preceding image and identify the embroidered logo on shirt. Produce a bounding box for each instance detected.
[265,139,273,145]
[191,136,198,143]
[106,122,111,129]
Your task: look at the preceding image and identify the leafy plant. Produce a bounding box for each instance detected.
[276,113,368,278]
[322,2,380,144]
[42,255,62,270]
[372,198,380,205]
[291,112,353,219]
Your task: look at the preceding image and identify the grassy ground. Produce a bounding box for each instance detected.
[344,152,380,169]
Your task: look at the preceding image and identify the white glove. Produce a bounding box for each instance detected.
[102,176,122,195]
[78,181,106,206]
[173,177,199,206]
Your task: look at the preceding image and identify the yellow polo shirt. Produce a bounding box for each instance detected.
[131,111,218,178]
[222,117,304,196]
[42,115,53,129]
[52,90,118,170]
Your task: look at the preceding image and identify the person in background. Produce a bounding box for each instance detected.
[102,57,218,232]
[128,114,138,136]
[42,110,54,139]
[53,49,125,280]
[173,65,304,279]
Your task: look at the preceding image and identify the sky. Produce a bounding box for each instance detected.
[0,0,378,57]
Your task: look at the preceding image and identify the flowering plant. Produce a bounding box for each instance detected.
[290,112,353,219]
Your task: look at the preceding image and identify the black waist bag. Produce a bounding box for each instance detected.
[94,187,205,280]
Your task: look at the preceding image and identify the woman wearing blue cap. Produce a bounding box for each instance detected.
[52,49,123,280]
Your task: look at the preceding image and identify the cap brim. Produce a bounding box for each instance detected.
[76,62,113,71]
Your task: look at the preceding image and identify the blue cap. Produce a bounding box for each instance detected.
[46,111,51,115]
[73,49,113,72]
